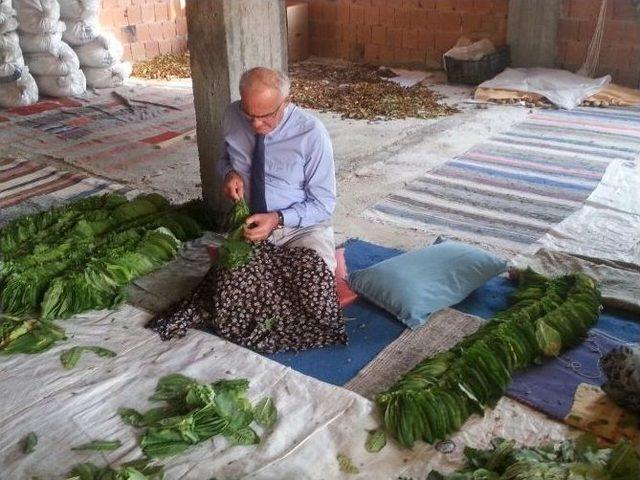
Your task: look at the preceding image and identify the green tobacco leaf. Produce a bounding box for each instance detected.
[141,428,191,459]
[337,453,359,474]
[118,407,146,427]
[67,462,102,480]
[253,397,278,429]
[21,432,37,454]
[535,320,562,357]
[60,346,116,370]
[71,439,122,451]
[228,427,260,446]
[364,429,386,453]
[607,441,640,480]
[1,321,65,355]
[150,374,197,403]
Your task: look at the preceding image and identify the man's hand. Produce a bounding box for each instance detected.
[243,212,279,242]
[223,171,244,201]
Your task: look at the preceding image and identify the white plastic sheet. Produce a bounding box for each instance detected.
[478,68,611,110]
[25,41,78,75]
[35,67,85,96]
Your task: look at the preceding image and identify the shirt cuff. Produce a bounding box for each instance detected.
[280,208,301,228]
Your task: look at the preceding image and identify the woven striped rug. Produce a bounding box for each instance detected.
[0,158,130,225]
[367,106,640,253]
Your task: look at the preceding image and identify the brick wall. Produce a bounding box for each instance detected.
[557,0,640,87]
[306,0,508,68]
[99,0,188,62]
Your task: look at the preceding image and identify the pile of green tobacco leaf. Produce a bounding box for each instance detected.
[67,458,164,480]
[377,269,602,448]
[0,192,203,354]
[428,435,640,480]
[118,373,277,458]
[217,199,253,270]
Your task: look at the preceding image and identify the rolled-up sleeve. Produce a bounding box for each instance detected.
[280,125,336,227]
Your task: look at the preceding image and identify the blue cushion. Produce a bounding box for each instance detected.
[348,240,507,329]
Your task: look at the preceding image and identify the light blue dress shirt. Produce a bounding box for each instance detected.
[222,101,336,228]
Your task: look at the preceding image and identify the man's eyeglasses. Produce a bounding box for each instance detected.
[241,98,287,121]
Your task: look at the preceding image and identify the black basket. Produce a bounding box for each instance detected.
[444,46,510,85]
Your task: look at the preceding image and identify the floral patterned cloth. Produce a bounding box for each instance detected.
[146,242,347,353]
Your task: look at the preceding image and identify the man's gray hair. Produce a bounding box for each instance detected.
[239,67,291,99]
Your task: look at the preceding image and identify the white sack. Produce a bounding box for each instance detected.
[35,67,85,96]
[62,18,98,45]
[75,33,123,68]
[478,67,611,110]
[444,37,496,61]
[0,64,38,107]
[0,56,24,72]
[19,27,64,53]
[83,61,131,88]
[58,0,99,20]
[0,16,18,34]
[0,31,21,63]
[15,14,63,34]
[25,41,79,75]
[13,0,59,18]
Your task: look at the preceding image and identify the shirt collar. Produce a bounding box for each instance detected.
[265,103,294,139]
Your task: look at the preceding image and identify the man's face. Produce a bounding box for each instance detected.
[240,87,287,135]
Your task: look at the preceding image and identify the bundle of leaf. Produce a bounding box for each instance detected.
[118,373,277,458]
[377,269,602,448]
[67,458,164,480]
[0,192,202,320]
[217,199,253,270]
[427,435,640,480]
[0,314,66,355]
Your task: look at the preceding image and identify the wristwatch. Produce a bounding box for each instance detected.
[276,211,284,228]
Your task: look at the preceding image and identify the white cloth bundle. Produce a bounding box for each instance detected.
[83,61,130,88]
[19,28,63,53]
[74,33,123,68]
[62,18,98,45]
[58,0,99,21]
[25,41,79,75]
[0,30,20,61]
[35,66,84,96]
[0,64,38,107]
[14,0,61,34]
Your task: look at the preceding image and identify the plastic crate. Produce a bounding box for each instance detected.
[444,46,511,85]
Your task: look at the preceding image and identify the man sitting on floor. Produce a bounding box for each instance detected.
[221,66,337,272]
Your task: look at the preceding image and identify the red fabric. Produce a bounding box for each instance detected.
[206,245,358,308]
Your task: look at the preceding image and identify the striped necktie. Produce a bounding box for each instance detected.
[249,133,267,214]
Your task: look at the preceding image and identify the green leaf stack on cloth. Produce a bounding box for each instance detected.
[118,374,277,458]
[427,435,640,480]
[0,314,66,355]
[377,269,602,448]
[67,458,165,480]
[217,199,254,270]
[0,193,203,354]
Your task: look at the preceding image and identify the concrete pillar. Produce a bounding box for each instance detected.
[508,0,562,68]
[186,0,287,214]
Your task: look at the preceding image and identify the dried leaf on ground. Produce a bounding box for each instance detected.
[132,53,191,80]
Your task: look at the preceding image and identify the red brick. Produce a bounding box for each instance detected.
[386,27,403,47]
[601,20,629,44]
[577,19,597,42]
[130,41,146,61]
[356,24,371,43]
[121,44,133,62]
[564,40,587,65]
[461,13,483,33]
[126,5,142,25]
[612,0,636,20]
[176,17,188,35]
[393,47,411,63]
[379,45,395,63]
[170,38,188,54]
[557,18,580,42]
[614,68,640,88]
[406,48,425,63]
[337,3,349,24]
[161,20,177,40]
[371,0,387,7]
[150,22,164,40]
[154,2,169,22]
[625,22,640,44]
[326,22,339,38]
[434,31,459,53]
[568,0,600,19]
[481,16,501,33]
[432,12,461,32]
[140,3,155,22]
[324,2,338,22]
[379,6,395,26]
[472,0,492,15]
[394,8,412,27]
[422,0,437,9]
[350,4,365,25]
[417,29,435,49]
[136,23,151,41]
[365,6,380,25]
[158,39,172,55]
[341,24,357,43]
[402,29,419,49]
[371,25,386,45]
[364,43,381,62]
[402,0,421,8]
[144,40,160,58]
[410,8,428,28]
[492,0,509,15]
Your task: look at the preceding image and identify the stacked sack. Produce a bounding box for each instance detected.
[0,0,38,108]
[15,0,86,97]
[59,0,130,88]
